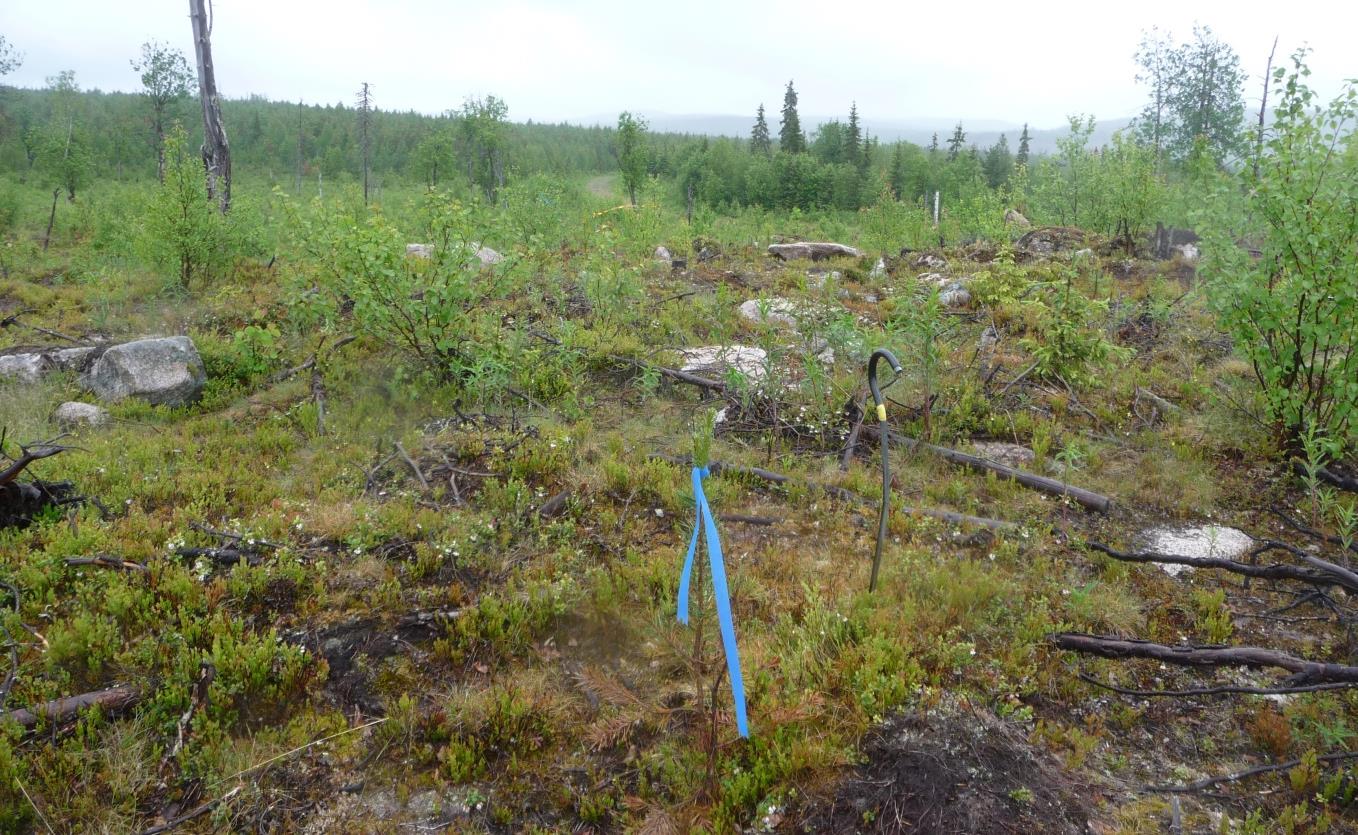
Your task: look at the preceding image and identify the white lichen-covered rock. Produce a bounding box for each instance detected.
[806,270,842,290]
[938,282,972,309]
[738,298,805,329]
[917,272,948,287]
[914,253,948,270]
[83,336,206,407]
[678,345,768,382]
[474,244,503,265]
[0,353,51,383]
[970,441,1035,470]
[1175,243,1200,265]
[654,245,672,263]
[53,401,110,429]
[1138,525,1254,577]
[768,241,863,261]
[1005,209,1031,228]
[869,258,887,279]
[406,242,502,266]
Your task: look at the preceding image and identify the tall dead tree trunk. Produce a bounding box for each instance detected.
[189,0,231,214]
[357,82,373,206]
[1254,36,1278,181]
[295,100,305,195]
[42,118,73,251]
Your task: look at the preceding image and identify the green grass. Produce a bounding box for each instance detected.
[0,169,1346,833]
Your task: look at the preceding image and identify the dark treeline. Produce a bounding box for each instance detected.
[0,78,1026,214]
[1,20,1250,223]
[0,84,695,187]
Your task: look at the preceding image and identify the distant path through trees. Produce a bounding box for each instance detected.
[586,173,617,199]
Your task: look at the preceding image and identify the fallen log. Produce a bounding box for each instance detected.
[612,355,727,394]
[535,488,572,519]
[1052,633,1358,686]
[653,363,727,393]
[838,387,871,472]
[719,513,779,526]
[1077,671,1354,698]
[6,684,141,729]
[268,334,357,385]
[1148,751,1358,794]
[862,426,1112,512]
[139,786,241,835]
[1086,541,1358,594]
[64,556,150,574]
[0,443,67,486]
[175,547,262,568]
[651,454,1015,531]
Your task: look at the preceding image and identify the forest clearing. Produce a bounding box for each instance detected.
[2,7,1358,834]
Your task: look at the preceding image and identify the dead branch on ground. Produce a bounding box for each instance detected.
[862,425,1112,511]
[1052,633,1358,686]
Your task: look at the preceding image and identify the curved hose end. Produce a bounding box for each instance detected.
[868,348,902,409]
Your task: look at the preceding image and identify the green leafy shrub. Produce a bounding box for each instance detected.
[140,125,232,286]
[1200,52,1358,453]
[1020,268,1129,385]
[285,190,503,381]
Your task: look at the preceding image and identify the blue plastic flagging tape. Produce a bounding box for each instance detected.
[676,466,749,738]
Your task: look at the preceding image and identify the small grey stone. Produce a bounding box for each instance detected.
[971,441,1035,470]
[53,401,110,429]
[407,242,501,265]
[738,298,800,329]
[913,253,948,270]
[938,282,972,309]
[768,242,863,261]
[654,245,672,262]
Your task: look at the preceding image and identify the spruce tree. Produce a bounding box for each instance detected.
[946,122,966,161]
[889,142,907,198]
[750,103,771,156]
[983,133,1013,187]
[929,133,939,153]
[1016,123,1031,166]
[779,80,805,154]
[845,102,862,168]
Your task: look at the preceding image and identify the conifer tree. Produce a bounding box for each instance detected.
[946,122,966,161]
[779,80,805,153]
[845,102,862,168]
[889,142,907,198]
[983,133,1014,187]
[357,82,373,205]
[750,103,771,156]
[1016,123,1031,166]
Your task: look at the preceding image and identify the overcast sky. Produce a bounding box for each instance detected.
[2,1,1355,129]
